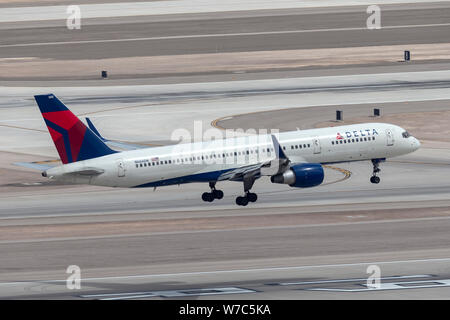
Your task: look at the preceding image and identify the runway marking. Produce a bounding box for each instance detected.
[308,278,450,292]
[0,124,46,133]
[1,23,450,48]
[80,287,255,300]
[322,165,352,185]
[1,258,450,287]
[269,274,432,286]
[6,214,450,244]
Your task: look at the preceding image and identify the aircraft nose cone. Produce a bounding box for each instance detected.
[412,138,421,150]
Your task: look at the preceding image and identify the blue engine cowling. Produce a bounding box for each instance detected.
[270,163,324,188]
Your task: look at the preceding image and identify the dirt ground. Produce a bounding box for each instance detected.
[2,43,450,80]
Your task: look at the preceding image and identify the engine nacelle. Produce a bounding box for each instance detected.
[270,163,324,188]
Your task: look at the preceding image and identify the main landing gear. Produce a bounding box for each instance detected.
[235,173,258,206]
[235,192,257,206]
[201,182,224,202]
[370,159,382,184]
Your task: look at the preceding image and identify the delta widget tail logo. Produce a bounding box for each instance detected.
[336,132,344,140]
[35,94,116,164]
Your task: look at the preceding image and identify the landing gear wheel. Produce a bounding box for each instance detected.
[247,192,258,202]
[370,176,380,184]
[202,192,214,202]
[236,196,249,206]
[370,159,383,185]
[213,189,224,199]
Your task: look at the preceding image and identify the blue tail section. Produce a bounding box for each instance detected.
[34,94,117,164]
[86,117,107,141]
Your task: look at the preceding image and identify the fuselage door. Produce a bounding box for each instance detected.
[117,159,126,177]
[313,137,321,154]
[386,129,394,146]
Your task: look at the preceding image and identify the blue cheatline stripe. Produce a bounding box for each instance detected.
[132,168,237,188]
[44,119,73,163]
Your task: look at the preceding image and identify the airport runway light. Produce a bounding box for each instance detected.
[374,108,381,117]
[336,110,343,121]
[404,50,411,62]
[101,71,108,79]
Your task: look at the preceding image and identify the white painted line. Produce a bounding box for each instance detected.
[308,279,450,292]
[81,287,255,300]
[0,1,445,23]
[1,258,450,287]
[273,274,432,286]
[1,23,450,48]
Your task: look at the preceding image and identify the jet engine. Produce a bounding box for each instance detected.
[270,163,324,188]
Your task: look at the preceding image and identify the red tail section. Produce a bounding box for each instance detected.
[34,94,116,164]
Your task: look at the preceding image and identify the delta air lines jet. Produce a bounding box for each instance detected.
[35,94,420,206]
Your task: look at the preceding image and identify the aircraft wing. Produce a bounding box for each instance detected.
[218,135,292,181]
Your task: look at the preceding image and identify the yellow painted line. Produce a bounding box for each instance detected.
[77,103,155,116]
[0,124,46,133]
[212,114,352,186]
[322,164,352,185]
[211,109,288,131]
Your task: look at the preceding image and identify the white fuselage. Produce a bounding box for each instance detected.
[44,123,420,188]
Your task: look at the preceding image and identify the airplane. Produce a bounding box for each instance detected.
[34,94,420,206]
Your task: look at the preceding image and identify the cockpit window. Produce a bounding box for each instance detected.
[402,131,411,138]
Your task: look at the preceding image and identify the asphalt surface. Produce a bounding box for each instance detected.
[215,99,450,131]
[1,1,450,300]
[0,5,449,59]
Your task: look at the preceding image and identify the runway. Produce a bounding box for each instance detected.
[1,0,450,300]
[1,8,450,60]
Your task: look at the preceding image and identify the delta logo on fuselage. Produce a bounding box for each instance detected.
[336,128,379,140]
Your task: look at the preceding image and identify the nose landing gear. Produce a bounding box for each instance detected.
[370,159,382,184]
